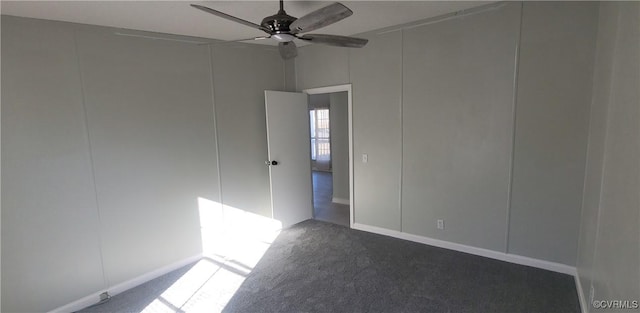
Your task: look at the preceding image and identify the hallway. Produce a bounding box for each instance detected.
[312,171,349,227]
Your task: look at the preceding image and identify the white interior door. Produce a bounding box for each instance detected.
[265,90,313,228]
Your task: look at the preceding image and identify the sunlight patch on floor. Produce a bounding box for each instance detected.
[140,197,281,313]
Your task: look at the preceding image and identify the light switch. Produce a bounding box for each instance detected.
[362,154,368,163]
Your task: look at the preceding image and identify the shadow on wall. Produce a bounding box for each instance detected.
[127,198,283,313]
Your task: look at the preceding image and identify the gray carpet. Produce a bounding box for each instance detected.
[224,220,579,313]
[79,220,580,313]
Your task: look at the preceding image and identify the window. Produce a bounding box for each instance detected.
[310,109,330,161]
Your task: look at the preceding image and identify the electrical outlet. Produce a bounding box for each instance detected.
[99,292,110,301]
[362,154,368,163]
[437,219,444,230]
[99,291,111,304]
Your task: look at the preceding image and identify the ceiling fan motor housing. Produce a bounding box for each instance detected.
[261,11,297,35]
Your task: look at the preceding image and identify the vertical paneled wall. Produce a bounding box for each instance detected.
[349,30,403,231]
[402,4,520,251]
[296,2,599,265]
[1,16,284,312]
[508,2,598,264]
[296,44,349,91]
[211,44,284,218]
[329,92,350,201]
[576,2,640,309]
[575,3,620,302]
[75,29,219,286]
[1,16,106,313]
[587,2,639,302]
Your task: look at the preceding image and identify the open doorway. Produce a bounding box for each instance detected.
[306,90,350,227]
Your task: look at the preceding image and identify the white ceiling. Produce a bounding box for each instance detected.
[1,1,489,45]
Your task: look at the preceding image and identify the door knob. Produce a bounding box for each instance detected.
[265,160,279,166]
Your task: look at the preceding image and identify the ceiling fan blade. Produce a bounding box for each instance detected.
[298,34,368,48]
[279,42,298,60]
[198,36,270,46]
[289,2,353,34]
[226,36,270,43]
[191,4,271,33]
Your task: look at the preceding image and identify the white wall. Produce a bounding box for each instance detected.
[296,44,349,91]
[1,16,284,312]
[295,2,599,265]
[349,29,403,231]
[74,28,218,287]
[329,92,349,201]
[309,93,330,110]
[211,43,284,218]
[508,2,598,264]
[402,3,520,252]
[576,2,640,310]
[284,58,296,92]
[2,16,106,312]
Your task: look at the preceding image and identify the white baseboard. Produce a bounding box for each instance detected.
[351,223,577,276]
[575,273,588,313]
[108,254,202,296]
[48,254,202,313]
[332,197,350,205]
[48,290,105,313]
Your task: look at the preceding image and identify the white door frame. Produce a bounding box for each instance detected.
[302,84,354,227]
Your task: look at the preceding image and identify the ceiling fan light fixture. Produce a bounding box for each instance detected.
[272,33,296,42]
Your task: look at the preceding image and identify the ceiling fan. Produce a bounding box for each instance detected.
[191,1,368,59]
